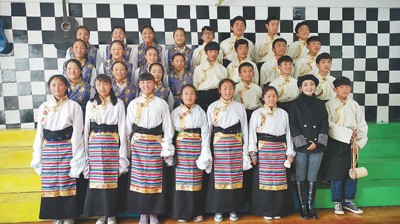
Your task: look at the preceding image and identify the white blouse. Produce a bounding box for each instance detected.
[31,97,85,178]
[314,73,336,101]
[254,33,280,63]
[269,75,300,103]
[227,58,259,85]
[260,57,280,86]
[248,106,295,156]
[234,82,262,110]
[171,104,212,173]
[287,39,308,65]
[84,98,129,175]
[191,44,224,71]
[293,54,318,79]
[220,36,255,62]
[193,60,227,91]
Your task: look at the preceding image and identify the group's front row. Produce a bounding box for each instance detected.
[32,72,368,224]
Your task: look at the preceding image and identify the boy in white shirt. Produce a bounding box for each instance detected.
[287,21,310,65]
[293,36,321,78]
[259,38,287,87]
[227,39,259,85]
[191,26,223,70]
[255,15,280,63]
[314,52,336,101]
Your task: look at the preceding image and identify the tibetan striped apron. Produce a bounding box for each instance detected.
[213,123,243,190]
[257,133,288,191]
[175,128,203,191]
[41,126,76,197]
[88,123,119,189]
[130,124,164,194]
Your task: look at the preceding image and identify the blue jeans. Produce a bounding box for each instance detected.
[295,151,323,182]
[331,177,357,202]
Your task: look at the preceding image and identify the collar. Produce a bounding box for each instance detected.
[142,93,155,101]
[174,44,187,52]
[69,77,84,88]
[308,53,317,60]
[240,80,252,88]
[115,78,128,86]
[219,97,233,106]
[279,75,291,82]
[100,95,111,106]
[52,95,69,107]
[263,104,277,116]
[299,39,307,45]
[336,96,348,105]
[267,33,277,40]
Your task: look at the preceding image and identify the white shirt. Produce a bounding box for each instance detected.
[260,57,280,86]
[171,104,212,173]
[269,75,300,103]
[220,36,255,62]
[126,95,175,157]
[191,44,223,72]
[84,98,129,175]
[248,106,295,156]
[207,99,252,171]
[234,82,262,110]
[254,33,280,63]
[325,97,368,148]
[293,54,318,79]
[314,72,336,101]
[287,39,308,65]
[31,97,85,178]
[227,57,259,85]
[193,60,227,91]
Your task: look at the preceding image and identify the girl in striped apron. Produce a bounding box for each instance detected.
[249,86,295,220]
[32,75,85,224]
[205,78,252,222]
[168,53,194,109]
[169,84,212,223]
[126,73,175,224]
[83,75,128,224]
[111,61,138,108]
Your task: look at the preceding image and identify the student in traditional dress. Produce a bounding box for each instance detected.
[269,55,299,112]
[60,39,98,86]
[31,75,85,224]
[205,78,252,222]
[288,74,329,219]
[220,16,255,66]
[259,38,287,87]
[293,36,321,79]
[165,27,193,74]
[191,26,223,71]
[64,26,102,70]
[111,61,138,107]
[132,25,165,71]
[82,74,128,224]
[132,46,160,86]
[149,63,174,111]
[322,76,368,215]
[249,86,295,220]
[168,53,194,109]
[287,21,310,65]
[314,52,336,101]
[227,39,259,85]
[169,84,212,223]
[100,25,134,66]
[254,15,281,64]
[193,41,228,112]
[99,40,134,80]
[125,73,175,224]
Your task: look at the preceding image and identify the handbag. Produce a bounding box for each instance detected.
[349,136,368,180]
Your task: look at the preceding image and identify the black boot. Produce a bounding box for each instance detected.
[308,182,318,219]
[296,181,309,219]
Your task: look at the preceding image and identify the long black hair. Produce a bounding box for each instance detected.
[91,74,118,105]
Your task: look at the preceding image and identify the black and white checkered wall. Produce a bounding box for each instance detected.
[0,2,399,128]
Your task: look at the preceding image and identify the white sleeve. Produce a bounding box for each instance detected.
[117,101,129,175]
[83,101,92,178]
[98,63,105,75]
[254,41,261,63]
[90,67,98,87]
[326,103,353,144]
[196,107,213,173]
[248,110,259,153]
[253,62,260,85]
[31,104,45,176]
[284,111,296,156]
[160,101,175,157]
[65,47,71,61]
[240,104,252,171]
[69,103,86,178]
[125,101,135,146]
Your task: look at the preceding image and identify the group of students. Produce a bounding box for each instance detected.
[32,14,369,224]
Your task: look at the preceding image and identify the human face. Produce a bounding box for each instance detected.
[219,81,235,100]
[317,59,332,75]
[236,44,248,60]
[172,55,185,72]
[335,85,351,100]
[307,41,321,56]
[272,41,287,57]
[139,80,155,96]
[296,25,310,41]
[66,62,81,82]
[95,80,112,98]
[278,61,293,77]
[72,41,87,59]
[76,28,90,43]
[266,20,279,36]
[145,48,159,65]
[263,89,278,107]
[112,28,126,41]
[173,29,186,47]
[111,43,125,61]
[206,49,219,62]
[150,65,163,83]
[141,27,155,44]
[49,78,68,100]
[112,63,127,82]
[201,30,215,44]
[239,66,254,84]
[300,80,316,96]
[231,20,246,37]
[180,86,196,107]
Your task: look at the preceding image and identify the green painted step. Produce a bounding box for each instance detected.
[367,123,400,139]
[358,158,400,180]
[360,139,400,158]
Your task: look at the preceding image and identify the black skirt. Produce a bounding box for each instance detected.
[196,88,219,113]
[39,195,78,219]
[83,188,118,217]
[321,137,352,180]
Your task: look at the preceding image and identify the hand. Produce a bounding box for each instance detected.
[286,155,294,164]
[307,141,317,151]
[352,144,360,153]
[351,130,358,140]
[251,158,258,166]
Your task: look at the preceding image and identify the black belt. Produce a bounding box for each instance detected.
[43,126,73,141]
[213,122,241,134]
[257,133,286,143]
[177,128,201,134]
[132,123,163,135]
[90,122,118,133]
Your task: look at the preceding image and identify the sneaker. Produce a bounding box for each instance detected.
[193,215,204,222]
[96,216,107,224]
[139,214,149,224]
[343,200,364,214]
[53,220,63,224]
[107,216,116,224]
[263,216,273,220]
[63,219,75,224]
[178,219,187,223]
[334,202,345,215]
[214,213,223,222]
[149,214,159,224]
[229,212,238,221]
[273,216,281,219]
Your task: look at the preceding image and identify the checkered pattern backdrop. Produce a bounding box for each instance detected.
[0,2,399,128]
